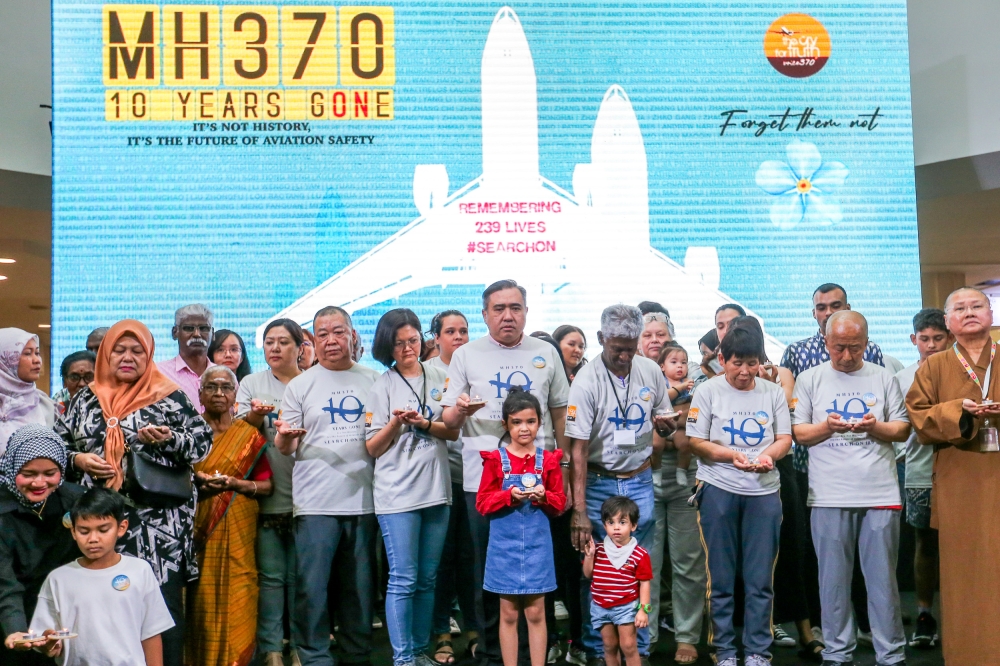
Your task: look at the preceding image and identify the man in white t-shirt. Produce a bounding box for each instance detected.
[687,326,792,666]
[791,311,910,666]
[896,308,951,649]
[275,306,380,666]
[441,280,570,666]
[566,304,677,663]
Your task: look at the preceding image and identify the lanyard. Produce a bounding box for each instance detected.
[953,341,996,400]
[604,361,632,422]
[393,363,427,415]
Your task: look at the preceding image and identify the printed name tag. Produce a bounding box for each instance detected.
[613,429,636,446]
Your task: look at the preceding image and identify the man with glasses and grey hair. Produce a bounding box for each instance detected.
[567,304,677,666]
[160,304,216,412]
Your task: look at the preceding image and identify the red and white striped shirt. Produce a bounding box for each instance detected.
[590,543,653,609]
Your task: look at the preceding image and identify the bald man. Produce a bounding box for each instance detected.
[906,287,1000,664]
[791,311,910,666]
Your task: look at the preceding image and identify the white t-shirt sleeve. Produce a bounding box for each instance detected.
[28,575,59,633]
[650,370,671,414]
[790,372,814,426]
[365,372,392,439]
[772,387,792,436]
[564,373,596,440]
[139,564,175,640]
[885,375,909,424]
[235,379,253,418]
[548,350,570,409]
[280,379,303,427]
[440,348,469,408]
[685,385,712,440]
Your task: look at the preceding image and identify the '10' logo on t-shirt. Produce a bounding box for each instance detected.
[825,398,870,421]
[723,417,765,446]
[489,371,534,398]
[323,395,364,424]
[608,404,646,431]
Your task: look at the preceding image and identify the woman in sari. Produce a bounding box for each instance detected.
[187,366,272,666]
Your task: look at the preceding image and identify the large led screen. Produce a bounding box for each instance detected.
[52,1,921,368]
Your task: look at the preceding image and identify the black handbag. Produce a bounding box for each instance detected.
[124,446,193,509]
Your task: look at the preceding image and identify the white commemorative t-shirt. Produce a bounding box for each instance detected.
[442,334,570,493]
[236,369,294,514]
[792,361,907,507]
[281,362,380,515]
[31,555,174,666]
[565,355,670,473]
[896,362,933,489]
[426,355,464,486]
[687,375,790,495]
[365,364,452,514]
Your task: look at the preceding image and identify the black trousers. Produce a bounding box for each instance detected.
[161,567,185,666]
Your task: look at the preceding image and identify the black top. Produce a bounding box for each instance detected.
[0,483,85,636]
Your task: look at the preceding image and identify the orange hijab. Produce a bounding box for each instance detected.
[90,320,179,491]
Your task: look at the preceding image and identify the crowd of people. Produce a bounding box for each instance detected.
[0,279,996,666]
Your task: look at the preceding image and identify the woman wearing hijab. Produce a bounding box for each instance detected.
[0,424,85,665]
[55,320,212,666]
[0,329,57,455]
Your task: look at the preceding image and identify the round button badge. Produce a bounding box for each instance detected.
[532,356,546,369]
[111,575,130,592]
[862,393,877,407]
[638,387,652,401]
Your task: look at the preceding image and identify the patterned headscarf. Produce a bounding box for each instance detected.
[0,424,67,510]
[0,328,45,452]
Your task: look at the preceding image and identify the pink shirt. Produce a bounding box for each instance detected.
[159,355,215,413]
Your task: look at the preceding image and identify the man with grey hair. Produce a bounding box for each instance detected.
[567,304,677,665]
[441,279,570,666]
[791,310,910,666]
[161,304,216,412]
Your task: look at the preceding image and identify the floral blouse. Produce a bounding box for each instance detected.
[55,387,212,584]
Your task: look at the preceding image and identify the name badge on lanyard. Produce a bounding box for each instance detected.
[614,429,637,446]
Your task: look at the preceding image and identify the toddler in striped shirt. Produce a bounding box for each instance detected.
[582,496,653,666]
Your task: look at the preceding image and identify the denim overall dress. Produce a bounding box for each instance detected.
[483,447,557,595]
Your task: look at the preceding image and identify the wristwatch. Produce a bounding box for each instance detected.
[636,602,652,613]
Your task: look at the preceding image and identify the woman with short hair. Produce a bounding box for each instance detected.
[52,350,96,416]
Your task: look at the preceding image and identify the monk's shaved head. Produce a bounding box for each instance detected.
[944,287,988,312]
[826,310,868,338]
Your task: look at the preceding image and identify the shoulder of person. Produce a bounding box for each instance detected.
[542,448,564,466]
[632,544,651,560]
[479,449,502,462]
[862,361,896,381]
[352,363,381,380]
[796,362,824,385]
[896,362,919,381]
[164,388,198,413]
[0,487,21,515]
[58,482,87,505]
[632,355,662,377]
[286,364,321,390]
[423,362,448,383]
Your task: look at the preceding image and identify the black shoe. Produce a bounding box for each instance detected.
[909,611,939,649]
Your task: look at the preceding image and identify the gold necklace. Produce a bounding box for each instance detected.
[31,498,47,520]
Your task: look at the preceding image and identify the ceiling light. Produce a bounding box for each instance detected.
[38,324,51,329]
[0,258,14,264]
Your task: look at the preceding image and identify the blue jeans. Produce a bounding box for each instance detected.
[257,520,296,653]
[433,483,479,636]
[579,467,655,657]
[378,504,451,666]
[293,514,376,666]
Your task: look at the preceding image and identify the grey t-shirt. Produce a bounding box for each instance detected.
[365,364,452,514]
[896,362,933,489]
[687,375,790,496]
[236,369,295,514]
[565,355,671,473]
[442,335,570,492]
[281,363,381,516]
[791,361,908,508]
[426,355,464,485]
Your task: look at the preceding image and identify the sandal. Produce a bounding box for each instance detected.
[464,637,479,661]
[433,639,456,665]
[674,644,698,665]
[797,639,824,664]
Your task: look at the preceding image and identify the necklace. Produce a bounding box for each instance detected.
[31,498,48,520]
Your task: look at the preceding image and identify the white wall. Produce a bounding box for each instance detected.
[0,0,997,175]
[908,0,1000,165]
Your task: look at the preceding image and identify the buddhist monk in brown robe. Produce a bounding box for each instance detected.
[906,287,1000,664]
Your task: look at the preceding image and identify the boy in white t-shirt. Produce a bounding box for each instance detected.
[791,311,910,666]
[29,488,174,666]
[686,327,791,666]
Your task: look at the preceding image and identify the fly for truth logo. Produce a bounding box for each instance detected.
[723,417,765,446]
[489,371,534,398]
[765,14,830,78]
[322,395,364,423]
[608,403,646,431]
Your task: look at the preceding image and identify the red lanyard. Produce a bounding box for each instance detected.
[954,341,996,399]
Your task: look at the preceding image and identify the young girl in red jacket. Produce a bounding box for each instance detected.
[476,388,566,666]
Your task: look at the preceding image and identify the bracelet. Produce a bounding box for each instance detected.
[559,461,571,468]
[636,602,652,613]
[250,481,258,497]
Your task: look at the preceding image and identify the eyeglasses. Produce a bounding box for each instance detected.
[180,325,213,335]
[201,383,236,394]
[67,372,95,383]
[394,337,421,350]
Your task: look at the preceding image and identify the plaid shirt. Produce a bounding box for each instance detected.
[780,332,884,472]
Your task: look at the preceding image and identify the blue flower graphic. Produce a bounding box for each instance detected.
[755,140,848,230]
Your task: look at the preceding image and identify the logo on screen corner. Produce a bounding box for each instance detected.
[764,14,830,78]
